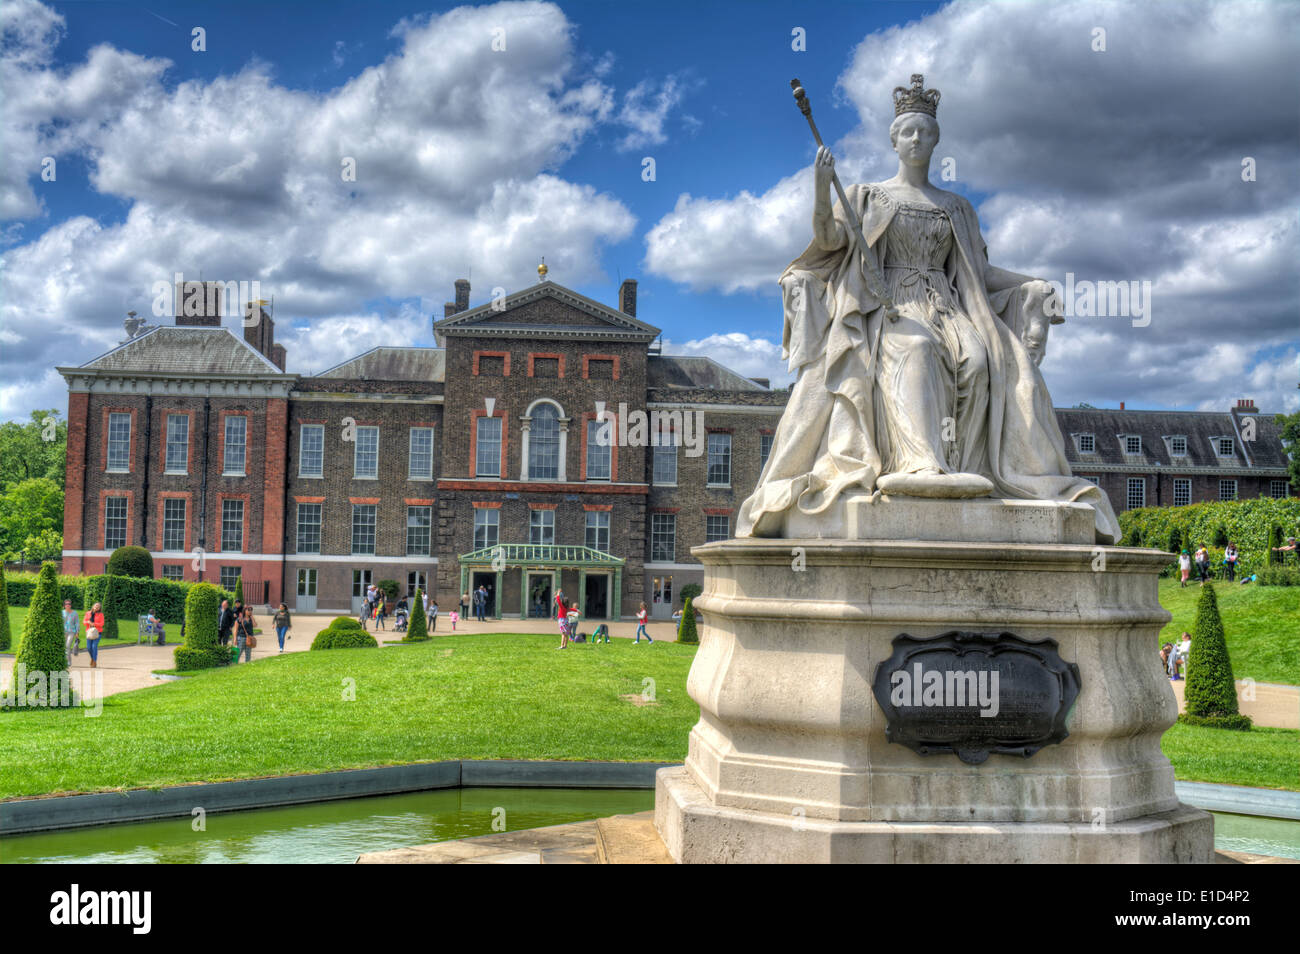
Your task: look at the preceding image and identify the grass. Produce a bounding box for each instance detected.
[0,633,697,799]
[3,606,137,652]
[1161,723,1299,791]
[1156,578,1300,685]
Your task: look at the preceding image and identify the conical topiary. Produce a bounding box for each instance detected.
[1178,584,1252,731]
[0,562,12,652]
[1167,525,1182,555]
[403,589,429,642]
[677,596,698,644]
[234,574,244,606]
[1267,524,1283,566]
[12,562,74,707]
[174,582,227,670]
[99,573,120,640]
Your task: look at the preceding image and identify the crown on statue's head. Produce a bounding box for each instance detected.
[893,74,940,118]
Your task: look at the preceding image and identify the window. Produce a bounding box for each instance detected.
[473,509,499,550]
[296,503,322,553]
[1271,480,1291,499]
[165,414,189,473]
[408,427,434,480]
[220,567,241,591]
[299,424,324,477]
[406,505,432,556]
[1124,435,1141,455]
[1126,478,1145,510]
[104,496,128,549]
[1077,433,1095,454]
[586,358,614,380]
[478,354,505,376]
[1080,475,1100,485]
[651,513,676,562]
[107,412,131,471]
[652,443,677,485]
[476,417,502,477]
[1217,437,1235,457]
[162,498,186,551]
[705,514,729,543]
[1169,435,1187,457]
[760,433,774,471]
[351,504,376,554]
[529,404,560,480]
[585,511,610,552]
[354,426,378,479]
[221,499,244,552]
[407,571,428,598]
[707,433,731,486]
[223,416,247,475]
[586,419,612,480]
[529,509,555,545]
[352,570,372,599]
[1173,478,1191,506]
[161,565,184,581]
[532,356,559,378]
[1219,479,1238,501]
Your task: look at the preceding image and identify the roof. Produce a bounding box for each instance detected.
[1056,407,1288,472]
[648,355,768,391]
[66,326,284,376]
[433,281,661,343]
[318,347,445,382]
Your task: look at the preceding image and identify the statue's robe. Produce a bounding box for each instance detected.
[736,182,1120,543]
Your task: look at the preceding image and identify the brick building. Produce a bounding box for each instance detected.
[58,278,1292,617]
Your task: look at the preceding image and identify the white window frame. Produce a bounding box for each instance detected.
[528,403,562,481]
[705,513,729,543]
[529,509,556,545]
[585,511,610,552]
[652,443,677,486]
[1169,435,1187,457]
[353,426,379,480]
[473,509,499,550]
[299,424,324,478]
[1173,478,1192,507]
[1216,437,1235,458]
[220,567,242,590]
[408,427,434,481]
[1126,477,1146,510]
[161,565,184,581]
[351,503,377,555]
[1219,479,1238,501]
[476,417,502,478]
[586,419,612,481]
[165,414,189,474]
[1076,433,1095,454]
[707,433,732,487]
[1271,479,1290,499]
[104,495,128,549]
[162,497,186,552]
[406,505,432,556]
[221,499,244,552]
[107,412,131,472]
[1124,435,1142,456]
[650,513,676,563]
[296,502,322,554]
[223,415,247,476]
[760,433,774,472]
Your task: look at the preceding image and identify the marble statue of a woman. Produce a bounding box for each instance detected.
[737,75,1120,543]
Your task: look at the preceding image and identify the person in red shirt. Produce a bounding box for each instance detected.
[83,602,106,668]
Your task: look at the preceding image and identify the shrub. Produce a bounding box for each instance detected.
[376,579,401,602]
[1118,498,1300,577]
[0,563,11,652]
[11,562,74,707]
[1166,525,1182,555]
[403,589,430,642]
[1267,524,1283,566]
[98,574,120,640]
[325,616,365,633]
[106,545,153,579]
[311,627,379,650]
[1178,584,1251,731]
[677,596,699,644]
[678,582,703,605]
[1255,565,1300,586]
[173,582,228,671]
[234,575,244,606]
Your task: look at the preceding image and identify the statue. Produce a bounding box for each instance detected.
[737,75,1120,542]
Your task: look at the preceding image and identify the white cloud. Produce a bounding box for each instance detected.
[662,332,792,388]
[615,74,688,152]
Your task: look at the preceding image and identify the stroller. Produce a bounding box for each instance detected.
[394,602,409,632]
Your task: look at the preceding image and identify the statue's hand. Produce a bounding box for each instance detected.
[815,145,835,194]
[1019,280,1056,367]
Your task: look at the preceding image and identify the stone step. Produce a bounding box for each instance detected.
[595,812,673,864]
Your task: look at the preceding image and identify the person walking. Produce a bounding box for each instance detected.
[1194,544,1210,584]
[375,595,387,631]
[83,602,105,669]
[460,591,469,619]
[218,599,235,647]
[236,607,254,663]
[449,608,459,631]
[63,599,80,660]
[1224,542,1239,582]
[1178,549,1191,587]
[634,601,653,644]
[273,602,291,653]
[429,600,439,632]
[1176,631,1192,679]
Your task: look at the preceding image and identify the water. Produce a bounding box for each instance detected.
[1211,812,1300,861]
[0,787,654,864]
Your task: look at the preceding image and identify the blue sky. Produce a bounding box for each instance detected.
[2,0,1297,419]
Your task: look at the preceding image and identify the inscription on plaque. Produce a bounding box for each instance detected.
[871,631,1081,765]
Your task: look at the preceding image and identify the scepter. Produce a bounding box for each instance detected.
[790,78,898,322]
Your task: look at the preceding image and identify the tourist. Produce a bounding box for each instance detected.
[62,599,79,659]
[1193,544,1210,584]
[556,601,571,649]
[421,589,430,622]
[477,583,489,621]
[273,602,291,653]
[449,607,459,631]
[1224,542,1239,581]
[460,591,469,619]
[218,599,235,647]
[1178,549,1191,587]
[1175,631,1192,679]
[591,622,610,644]
[552,587,565,624]
[236,607,254,663]
[146,609,165,646]
[375,595,387,631]
[635,601,653,644]
[1160,642,1173,677]
[566,601,580,640]
[83,601,105,669]
[429,600,439,632]
[1272,535,1298,565]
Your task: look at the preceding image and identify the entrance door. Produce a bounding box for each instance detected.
[471,572,496,618]
[351,569,372,614]
[651,575,673,619]
[584,574,609,620]
[296,568,317,613]
[528,574,552,618]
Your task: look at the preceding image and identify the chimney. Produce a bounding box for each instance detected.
[175,281,222,327]
[1235,398,1257,412]
[455,279,470,313]
[243,301,284,369]
[270,343,286,372]
[618,278,637,317]
[1119,401,1125,410]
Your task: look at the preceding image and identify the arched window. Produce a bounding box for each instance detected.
[529,402,561,479]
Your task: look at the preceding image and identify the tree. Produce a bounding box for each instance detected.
[22,529,62,563]
[679,582,703,605]
[99,574,120,640]
[0,562,11,652]
[1276,411,1300,493]
[106,545,153,578]
[233,575,244,605]
[403,589,429,642]
[0,477,63,558]
[12,562,74,707]
[1178,584,1252,731]
[377,578,400,602]
[174,582,227,670]
[677,596,699,644]
[0,410,67,492]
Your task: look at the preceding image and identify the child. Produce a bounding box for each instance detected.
[566,602,580,644]
[1178,549,1190,587]
[449,609,459,631]
[557,602,572,649]
[635,601,653,643]
[591,623,610,644]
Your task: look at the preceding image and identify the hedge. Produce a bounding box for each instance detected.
[311,626,379,650]
[174,582,229,671]
[1118,497,1300,577]
[5,572,232,625]
[0,563,11,652]
[106,545,153,579]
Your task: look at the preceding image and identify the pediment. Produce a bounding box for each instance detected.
[434,282,660,342]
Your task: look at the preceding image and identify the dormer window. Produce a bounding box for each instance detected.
[1216,437,1235,457]
[1076,433,1095,454]
[1124,435,1142,455]
[1169,435,1187,457]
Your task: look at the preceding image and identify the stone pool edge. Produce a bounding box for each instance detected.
[0,760,677,835]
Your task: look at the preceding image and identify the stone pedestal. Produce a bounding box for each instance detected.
[654,494,1214,863]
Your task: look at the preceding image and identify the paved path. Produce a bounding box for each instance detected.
[1168,678,1298,730]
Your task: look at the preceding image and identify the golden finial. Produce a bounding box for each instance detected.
[538,258,548,280]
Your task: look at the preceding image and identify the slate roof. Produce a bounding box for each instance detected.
[69,326,284,376]
[318,347,445,382]
[647,355,768,391]
[1056,407,1289,473]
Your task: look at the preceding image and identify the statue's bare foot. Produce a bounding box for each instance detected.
[876,469,994,499]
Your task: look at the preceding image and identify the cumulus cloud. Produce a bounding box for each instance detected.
[644,0,1300,412]
[614,74,690,152]
[662,332,794,388]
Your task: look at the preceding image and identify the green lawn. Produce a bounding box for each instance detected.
[1156,578,1300,685]
[1161,723,1299,791]
[3,606,137,652]
[0,633,698,799]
